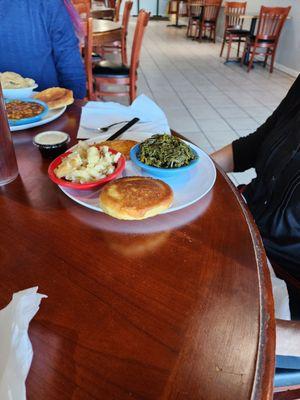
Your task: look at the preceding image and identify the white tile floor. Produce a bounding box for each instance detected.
[128,20,295,185]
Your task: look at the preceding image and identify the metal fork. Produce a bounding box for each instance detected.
[98,120,129,133]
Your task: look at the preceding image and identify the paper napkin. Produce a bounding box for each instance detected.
[0,287,47,400]
[77,94,170,140]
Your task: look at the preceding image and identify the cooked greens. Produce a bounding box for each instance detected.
[138,134,197,168]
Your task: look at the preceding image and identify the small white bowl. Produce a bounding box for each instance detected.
[33,131,70,159]
[3,84,38,99]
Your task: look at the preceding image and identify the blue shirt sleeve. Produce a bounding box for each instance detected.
[48,0,86,99]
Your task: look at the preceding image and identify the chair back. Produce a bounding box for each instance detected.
[114,0,123,21]
[130,10,150,79]
[256,6,291,42]
[122,1,133,38]
[81,17,94,99]
[224,1,247,29]
[187,0,204,18]
[203,0,222,22]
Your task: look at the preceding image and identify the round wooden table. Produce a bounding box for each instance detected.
[0,101,275,400]
[93,19,122,44]
[91,6,115,20]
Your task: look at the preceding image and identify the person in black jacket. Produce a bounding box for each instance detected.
[212,74,300,318]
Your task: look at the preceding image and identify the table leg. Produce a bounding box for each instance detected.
[244,17,257,65]
[196,6,204,40]
[150,0,170,21]
[167,0,186,28]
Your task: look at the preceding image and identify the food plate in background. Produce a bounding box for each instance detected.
[58,139,216,215]
[10,105,66,131]
[6,98,49,126]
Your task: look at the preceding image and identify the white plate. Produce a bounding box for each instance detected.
[11,106,66,132]
[59,140,216,216]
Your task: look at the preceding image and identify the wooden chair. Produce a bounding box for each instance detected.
[198,0,222,42]
[108,0,116,8]
[73,1,91,18]
[186,0,204,38]
[81,17,95,100]
[102,1,133,64]
[93,10,150,103]
[114,0,123,22]
[220,2,249,61]
[241,6,291,73]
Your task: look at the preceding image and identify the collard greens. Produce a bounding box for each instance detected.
[138,134,197,168]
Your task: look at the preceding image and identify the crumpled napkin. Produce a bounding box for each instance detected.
[77,94,170,140]
[0,287,47,400]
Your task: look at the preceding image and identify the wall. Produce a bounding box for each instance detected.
[216,0,300,76]
[123,0,169,16]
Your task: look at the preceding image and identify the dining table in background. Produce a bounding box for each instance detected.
[91,3,115,20]
[0,101,275,399]
[167,0,187,28]
[93,19,122,45]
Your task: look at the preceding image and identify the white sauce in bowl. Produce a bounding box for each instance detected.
[34,131,69,146]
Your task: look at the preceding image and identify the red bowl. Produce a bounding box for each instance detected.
[48,148,126,190]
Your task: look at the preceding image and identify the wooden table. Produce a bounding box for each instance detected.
[91,5,115,20]
[93,19,122,45]
[1,101,275,399]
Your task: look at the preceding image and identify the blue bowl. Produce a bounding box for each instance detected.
[5,98,49,126]
[130,143,200,177]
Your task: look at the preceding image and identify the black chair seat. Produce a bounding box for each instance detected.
[92,52,103,62]
[226,28,250,35]
[93,60,129,78]
[191,15,201,20]
[248,34,275,44]
[82,50,103,61]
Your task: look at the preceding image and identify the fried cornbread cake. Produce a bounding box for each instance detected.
[99,176,173,220]
[35,87,74,109]
[96,140,137,160]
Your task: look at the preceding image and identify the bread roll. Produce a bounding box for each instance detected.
[96,140,137,160]
[99,176,173,220]
[35,87,74,109]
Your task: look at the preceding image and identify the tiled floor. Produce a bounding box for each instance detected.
[127,20,295,185]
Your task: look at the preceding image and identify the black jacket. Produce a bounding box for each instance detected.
[232,74,300,278]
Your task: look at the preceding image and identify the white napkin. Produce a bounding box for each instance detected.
[0,287,47,400]
[77,94,170,140]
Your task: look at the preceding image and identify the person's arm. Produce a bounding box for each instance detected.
[48,0,86,98]
[276,319,300,357]
[212,75,300,172]
[211,143,234,173]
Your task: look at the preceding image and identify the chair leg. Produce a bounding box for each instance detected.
[198,21,203,41]
[226,36,232,62]
[241,43,247,66]
[237,39,241,58]
[194,23,199,39]
[121,38,127,65]
[263,51,269,68]
[270,50,275,73]
[220,36,226,57]
[129,83,136,104]
[186,18,190,37]
[247,48,255,72]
